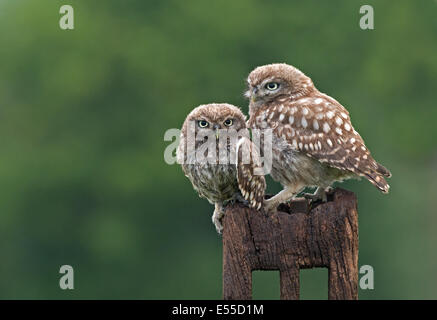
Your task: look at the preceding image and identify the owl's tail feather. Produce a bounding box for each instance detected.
[375,162,392,178]
[365,172,390,194]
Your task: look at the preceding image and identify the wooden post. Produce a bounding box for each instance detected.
[222,188,358,300]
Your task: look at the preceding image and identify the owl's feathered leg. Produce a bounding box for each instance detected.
[264,183,305,213]
[303,186,332,203]
[212,203,225,234]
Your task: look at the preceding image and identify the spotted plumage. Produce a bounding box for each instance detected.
[246,63,391,210]
[177,103,266,233]
[236,136,265,211]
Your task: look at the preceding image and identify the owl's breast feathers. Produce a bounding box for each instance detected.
[182,162,239,203]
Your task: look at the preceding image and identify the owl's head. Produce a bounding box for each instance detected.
[245,63,315,107]
[182,103,247,140]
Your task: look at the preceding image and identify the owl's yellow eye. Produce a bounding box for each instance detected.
[265,82,279,90]
[198,120,209,128]
[224,119,233,127]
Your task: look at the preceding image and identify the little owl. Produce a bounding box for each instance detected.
[245,63,391,211]
[177,103,266,233]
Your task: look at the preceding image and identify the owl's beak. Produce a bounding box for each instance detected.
[213,124,220,140]
[251,87,258,102]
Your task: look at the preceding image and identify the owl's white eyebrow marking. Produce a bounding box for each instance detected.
[301,117,308,128]
[314,98,323,104]
[323,122,330,133]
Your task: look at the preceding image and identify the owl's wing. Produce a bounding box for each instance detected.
[267,96,391,193]
[236,136,266,210]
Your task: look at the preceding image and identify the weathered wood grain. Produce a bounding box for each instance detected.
[222,188,358,300]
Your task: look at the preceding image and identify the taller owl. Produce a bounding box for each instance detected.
[246,63,391,211]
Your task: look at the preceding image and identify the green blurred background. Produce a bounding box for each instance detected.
[0,0,436,299]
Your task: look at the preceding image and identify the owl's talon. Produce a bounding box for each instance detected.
[263,199,279,213]
[263,185,303,214]
[212,216,223,234]
[264,205,279,216]
[303,193,325,203]
[212,203,225,234]
[303,187,331,203]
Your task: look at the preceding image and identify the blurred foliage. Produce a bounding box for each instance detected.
[0,0,436,299]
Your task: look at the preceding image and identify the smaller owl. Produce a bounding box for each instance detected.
[177,103,266,233]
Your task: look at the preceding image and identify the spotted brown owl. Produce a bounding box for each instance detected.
[177,103,266,233]
[245,63,391,211]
